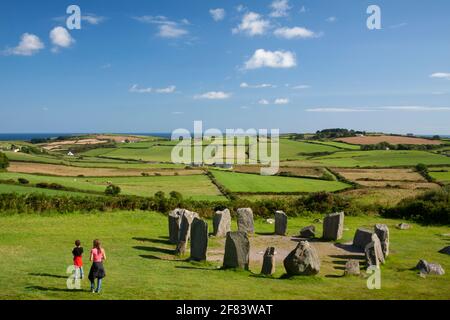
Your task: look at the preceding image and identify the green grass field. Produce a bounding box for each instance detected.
[305,150,450,168]
[304,141,361,150]
[429,170,450,184]
[0,211,449,300]
[0,184,98,197]
[278,139,340,160]
[211,170,349,193]
[0,172,224,201]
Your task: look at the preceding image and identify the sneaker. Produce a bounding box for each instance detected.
[91,289,96,293]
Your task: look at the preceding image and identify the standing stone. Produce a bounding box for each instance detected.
[190,218,208,261]
[374,224,390,257]
[344,260,361,276]
[261,247,276,275]
[364,234,384,268]
[283,241,320,276]
[237,208,254,234]
[416,260,445,276]
[175,210,199,255]
[168,209,183,244]
[223,231,250,270]
[274,211,288,236]
[397,223,411,230]
[213,209,231,237]
[300,225,316,238]
[439,246,450,255]
[353,228,375,250]
[322,212,344,241]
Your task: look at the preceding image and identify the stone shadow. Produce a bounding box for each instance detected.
[28,273,67,279]
[132,237,172,245]
[133,245,174,255]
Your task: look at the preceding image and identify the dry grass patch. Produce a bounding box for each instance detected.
[335,168,426,182]
[8,162,203,177]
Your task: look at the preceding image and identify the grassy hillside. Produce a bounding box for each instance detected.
[0,211,448,300]
[211,170,349,193]
[0,172,224,201]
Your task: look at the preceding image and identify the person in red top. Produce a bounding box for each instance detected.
[72,240,84,280]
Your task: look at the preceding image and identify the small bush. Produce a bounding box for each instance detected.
[105,184,121,196]
[0,152,9,170]
[18,178,29,185]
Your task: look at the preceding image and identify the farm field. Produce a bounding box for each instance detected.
[341,188,427,207]
[211,170,349,193]
[278,139,340,160]
[0,211,449,300]
[336,135,443,145]
[0,172,224,201]
[306,140,361,150]
[0,184,98,197]
[429,170,450,184]
[7,162,202,177]
[302,150,450,168]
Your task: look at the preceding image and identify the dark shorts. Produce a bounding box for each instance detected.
[88,262,106,281]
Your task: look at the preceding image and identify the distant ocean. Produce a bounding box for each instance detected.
[0,133,172,141]
[0,133,448,142]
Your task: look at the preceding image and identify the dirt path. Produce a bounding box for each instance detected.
[207,234,364,276]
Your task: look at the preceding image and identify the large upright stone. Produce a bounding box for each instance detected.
[283,241,320,276]
[322,212,344,241]
[237,208,254,234]
[374,224,390,257]
[364,234,385,268]
[261,247,275,275]
[353,228,374,250]
[190,218,208,261]
[223,231,250,270]
[168,209,183,244]
[213,209,231,237]
[274,211,288,236]
[175,210,199,255]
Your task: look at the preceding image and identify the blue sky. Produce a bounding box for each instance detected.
[0,0,449,134]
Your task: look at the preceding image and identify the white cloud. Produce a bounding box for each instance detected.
[381,106,450,111]
[270,0,291,18]
[232,12,270,36]
[274,98,289,105]
[129,84,176,94]
[194,91,231,100]
[326,16,337,23]
[245,49,296,70]
[134,15,189,39]
[293,84,311,89]
[82,14,106,25]
[155,85,176,94]
[300,6,307,13]
[3,33,44,56]
[274,27,318,39]
[172,111,184,115]
[430,72,450,80]
[240,82,275,89]
[50,27,75,52]
[305,106,450,113]
[258,99,270,105]
[158,24,188,38]
[210,8,226,22]
[306,108,374,113]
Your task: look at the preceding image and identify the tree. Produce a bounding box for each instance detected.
[105,184,121,196]
[169,191,183,201]
[0,152,9,170]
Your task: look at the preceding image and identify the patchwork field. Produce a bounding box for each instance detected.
[7,162,202,177]
[336,135,442,145]
[302,150,450,168]
[211,170,349,194]
[0,172,224,201]
[0,211,449,300]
